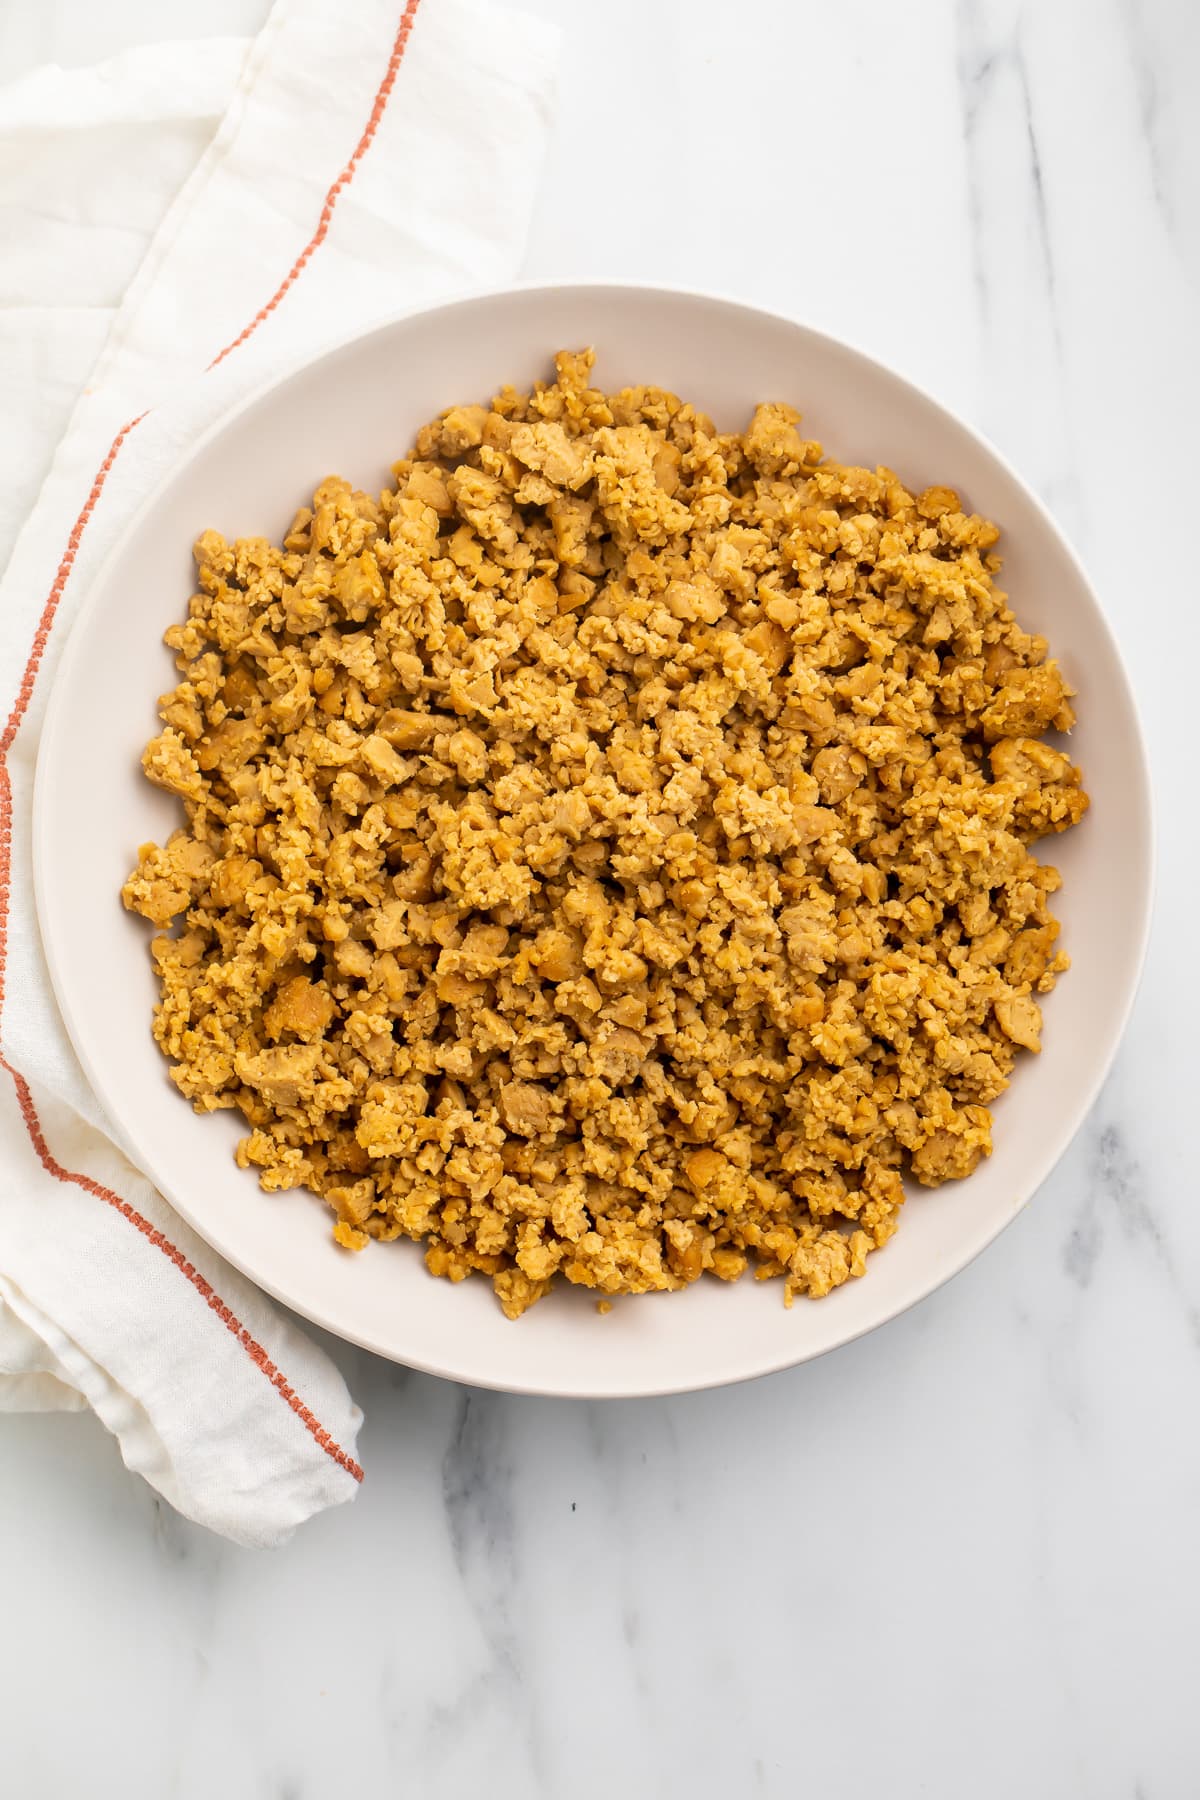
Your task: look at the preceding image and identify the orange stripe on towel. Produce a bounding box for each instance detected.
[0,0,429,1486]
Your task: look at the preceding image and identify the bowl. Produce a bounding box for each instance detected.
[34,284,1153,1396]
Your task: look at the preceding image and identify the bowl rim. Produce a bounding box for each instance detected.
[33,279,1156,1395]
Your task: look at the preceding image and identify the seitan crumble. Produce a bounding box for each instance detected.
[122,349,1088,1318]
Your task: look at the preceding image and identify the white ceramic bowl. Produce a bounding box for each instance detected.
[34,285,1152,1396]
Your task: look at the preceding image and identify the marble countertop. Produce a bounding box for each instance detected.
[2,1,1197,1794]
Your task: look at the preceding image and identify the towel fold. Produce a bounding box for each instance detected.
[0,0,558,1547]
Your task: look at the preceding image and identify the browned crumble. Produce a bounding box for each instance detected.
[122,349,1088,1318]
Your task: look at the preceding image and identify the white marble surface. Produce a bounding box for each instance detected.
[2,0,1198,1794]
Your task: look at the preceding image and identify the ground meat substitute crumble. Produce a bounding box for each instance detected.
[122,349,1089,1318]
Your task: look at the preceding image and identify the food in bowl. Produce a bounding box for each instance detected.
[122,348,1088,1318]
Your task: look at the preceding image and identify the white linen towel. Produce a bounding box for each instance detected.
[0,0,558,1547]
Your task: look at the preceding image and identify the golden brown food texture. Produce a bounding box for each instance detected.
[122,349,1088,1318]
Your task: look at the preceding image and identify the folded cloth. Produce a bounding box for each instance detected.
[0,0,558,1547]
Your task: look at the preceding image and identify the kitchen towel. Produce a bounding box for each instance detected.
[0,0,558,1547]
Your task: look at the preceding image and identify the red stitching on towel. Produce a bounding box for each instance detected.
[0,1041,365,1486]
[0,415,145,758]
[0,0,431,1488]
[208,0,425,370]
